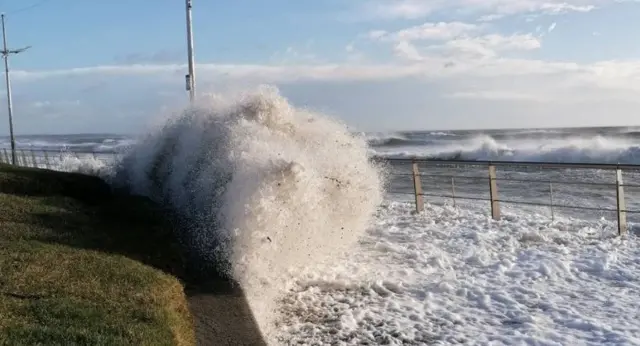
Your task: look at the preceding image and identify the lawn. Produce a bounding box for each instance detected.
[0,164,194,345]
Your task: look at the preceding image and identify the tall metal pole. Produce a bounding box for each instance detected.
[185,0,196,103]
[0,14,29,165]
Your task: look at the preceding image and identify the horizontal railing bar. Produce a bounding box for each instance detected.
[9,151,640,170]
[495,178,616,187]
[497,199,618,212]
[389,172,617,187]
[389,173,487,179]
[382,157,640,170]
[1,148,120,155]
[11,150,640,170]
[385,192,489,202]
[421,193,489,202]
[389,189,640,214]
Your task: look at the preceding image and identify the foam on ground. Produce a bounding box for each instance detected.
[275,201,640,345]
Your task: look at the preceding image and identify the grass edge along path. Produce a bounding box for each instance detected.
[0,164,195,345]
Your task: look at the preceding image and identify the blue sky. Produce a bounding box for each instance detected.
[3,0,640,134]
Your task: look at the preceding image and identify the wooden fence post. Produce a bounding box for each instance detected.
[616,168,627,236]
[488,163,500,220]
[30,150,37,168]
[412,160,424,213]
[2,149,8,164]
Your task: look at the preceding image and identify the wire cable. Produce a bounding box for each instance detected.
[5,0,54,16]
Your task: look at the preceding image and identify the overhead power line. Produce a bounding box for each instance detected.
[6,0,54,16]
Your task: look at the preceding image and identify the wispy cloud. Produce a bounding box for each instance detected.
[444,90,544,101]
[357,0,604,21]
[113,50,182,65]
[370,22,480,42]
[369,21,541,61]
[9,58,640,95]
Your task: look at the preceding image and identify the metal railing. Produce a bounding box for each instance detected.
[383,158,640,236]
[0,148,120,169]
[2,148,638,236]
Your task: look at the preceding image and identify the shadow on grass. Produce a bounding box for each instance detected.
[0,165,266,346]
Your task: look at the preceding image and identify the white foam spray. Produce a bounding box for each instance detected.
[111,86,385,342]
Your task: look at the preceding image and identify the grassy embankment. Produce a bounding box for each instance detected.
[0,164,195,345]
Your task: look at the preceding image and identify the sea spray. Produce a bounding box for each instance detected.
[110,86,385,342]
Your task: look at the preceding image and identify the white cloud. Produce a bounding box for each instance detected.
[394,41,425,61]
[548,22,558,32]
[371,22,480,42]
[30,100,81,109]
[370,22,541,60]
[439,34,542,58]
[270,45,319,64]
[365,0,441,19]
[359,0,605,20]
[478,14,506,22]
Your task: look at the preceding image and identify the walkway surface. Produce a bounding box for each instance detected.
[185,278,267,346]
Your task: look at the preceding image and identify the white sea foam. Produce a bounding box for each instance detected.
[276,201,640,345]
[108,86,385,343]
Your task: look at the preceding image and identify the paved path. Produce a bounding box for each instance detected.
[185,278,267,346]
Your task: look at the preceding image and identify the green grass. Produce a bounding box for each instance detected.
[0,164,195,346]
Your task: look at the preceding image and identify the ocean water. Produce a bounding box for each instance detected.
[5,97,640,345]
[367,127,640,163]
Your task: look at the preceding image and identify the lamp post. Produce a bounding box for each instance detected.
[185,0,195,103]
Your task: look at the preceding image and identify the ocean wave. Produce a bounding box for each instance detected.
[374,134,640,164]
[109,86,385,343]
[365,133,411,147]
[365,132,450,147]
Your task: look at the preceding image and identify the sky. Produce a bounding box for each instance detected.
[2,0,640,134]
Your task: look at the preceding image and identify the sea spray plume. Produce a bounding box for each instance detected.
[112,86,385,341]
[112,104,235,275]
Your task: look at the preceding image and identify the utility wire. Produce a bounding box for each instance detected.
[5,0,54,16]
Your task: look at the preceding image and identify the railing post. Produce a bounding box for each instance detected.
[412,160,424,213]
[488,163,500,220]
[43,151,49,169]
[451,176,457,208]
[2,148,8,164]
[616,168,627,236]
[549,181,555,222]
[30,150,37,168]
